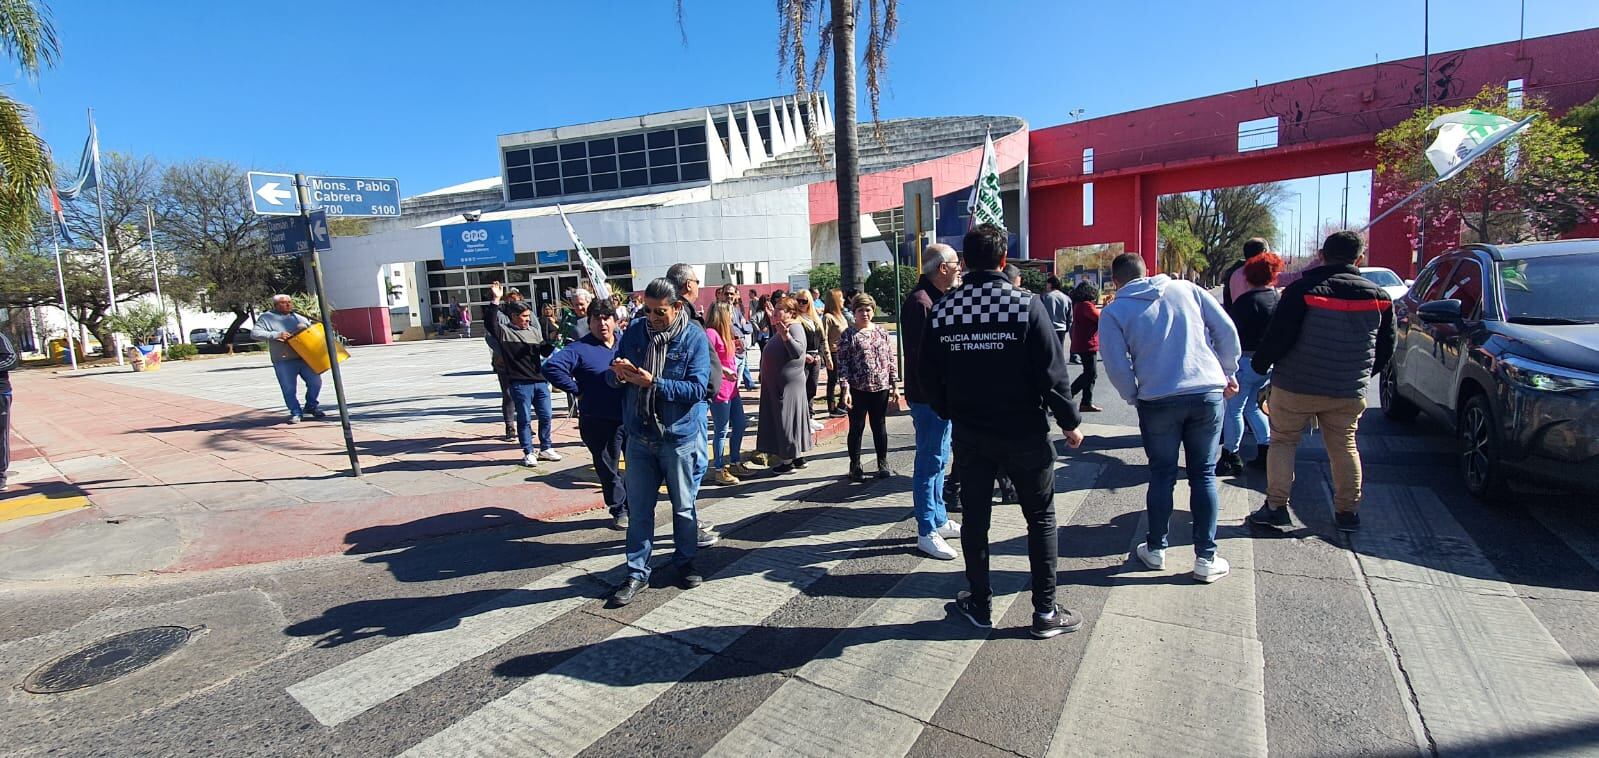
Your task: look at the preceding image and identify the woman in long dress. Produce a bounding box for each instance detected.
[756,295,813,472]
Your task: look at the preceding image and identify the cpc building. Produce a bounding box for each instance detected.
[322,94,1027,344]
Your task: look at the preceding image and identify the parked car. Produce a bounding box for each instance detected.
[1381,240,1599,500]
[189,328,224,345]
[1359,266,1411,301]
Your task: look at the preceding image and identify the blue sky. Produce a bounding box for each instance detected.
[14,0,1599,246]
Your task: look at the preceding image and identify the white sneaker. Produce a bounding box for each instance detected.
[917,533,958,560]
[935,520,961,540]
[1194,555,1231,584]
[809,420,824,431]
[537,449,563,462]
[520,453,538,467]
[1134,543,1166,570]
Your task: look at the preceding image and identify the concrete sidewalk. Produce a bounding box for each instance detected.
[0,341,842,581]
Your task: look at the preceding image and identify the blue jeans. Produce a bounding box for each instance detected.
[710,396,747,468]
[1222,359,1271,453]
[909,402,952,537]
[737,351,756,389]
[508,381,554,454]
[624,433,705,580]
[272,358,322,416]
[1136,391,1223,559]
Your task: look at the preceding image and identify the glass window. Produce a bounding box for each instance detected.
[506,166,532,184]
[1360,269,1404,287]
[563,176,590,194]
[561,159,587,177]
[647,129,676,148]
[531,145,559,163]
[680,162,709,182]
[648,147,676,167]
[587,138,616,156]
[621,169,648,188]
[508,183,535,201]
[677,143,707,162]
[1440,260,1485,319]
[589,155,617,173]
[618,133,645,152]
[533,162,559,180]
[1419,261,1458,302]
[618,151,646,170]
[1498,253,1599,323]
[677,125,706,145]
[559,142,586,159]
[591,172,619,191]
[535,179,562,197]
[505,149,531,167]
[650,165,679,184]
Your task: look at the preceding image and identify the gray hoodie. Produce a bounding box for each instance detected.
[1098,274,1241,404]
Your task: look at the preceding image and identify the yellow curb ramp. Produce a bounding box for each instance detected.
[0,492,93,524]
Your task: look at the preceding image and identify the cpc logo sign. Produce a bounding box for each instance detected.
[460,228,489,243]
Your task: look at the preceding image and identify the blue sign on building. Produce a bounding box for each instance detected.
[305,175,402,217]
[536,250,569,265]
[440,220,515,267]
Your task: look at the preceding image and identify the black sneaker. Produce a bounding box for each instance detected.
[678,562,703,589]
[306,408,328,420]
[771,462,795,474]
[696,525,720,548]
[793,457,809,470]
[848,465,866,483]
[954,591,992,629]
[1215,451,1242,477]
[1335,511,1362,533]
[1031,604,1085,639]
[1249,502,1292,528]
[875,460,895,479]
[610,578,647,607]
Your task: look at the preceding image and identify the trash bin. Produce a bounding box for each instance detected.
[48,338,68,363]
[287,323,350,374]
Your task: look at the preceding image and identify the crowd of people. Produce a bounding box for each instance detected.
[456,223,1393,633]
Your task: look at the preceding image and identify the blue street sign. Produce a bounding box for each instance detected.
[440,220,515,267]
[267,211,330,256]
[536,250,569,265]
[305,175,402,217]
[307,210,331,251]
[248,171,300,216]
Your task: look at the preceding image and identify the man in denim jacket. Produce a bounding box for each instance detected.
[607,278,713,607]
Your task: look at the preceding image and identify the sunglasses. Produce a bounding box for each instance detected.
[645,306,674,317]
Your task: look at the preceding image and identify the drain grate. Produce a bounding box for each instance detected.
[24,626,193,694]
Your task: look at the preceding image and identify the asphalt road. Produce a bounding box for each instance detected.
[4,371,1599,758]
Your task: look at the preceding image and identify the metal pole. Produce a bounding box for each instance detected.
[914,200,925,274]
[88,108,123,366]
[1316,175,1322,245]
[1343,172,1350,227]
[1418,0,1430,268]
[146,206,168,350]
[50,236,79,370]
[297,174,361,476]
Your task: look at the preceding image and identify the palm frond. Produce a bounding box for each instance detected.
[0,0,60,76]
[0,90,51,252]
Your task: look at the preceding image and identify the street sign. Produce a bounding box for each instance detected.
[536,250,569,265]
[267,211,330,256]
[903,178,935,234]
[248,171,301,216]
[304,175,402,217]
[440,220,515,267]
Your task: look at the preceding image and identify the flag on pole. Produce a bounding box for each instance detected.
[1425,109,1538,182]
[48,187,74,245]
[58,119,101,201]
[966,129,1006,230]
[556,204,609,296]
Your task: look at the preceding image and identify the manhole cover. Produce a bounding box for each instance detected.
[23,626,193,694]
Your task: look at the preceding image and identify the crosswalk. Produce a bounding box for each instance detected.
[271,422,1599,757]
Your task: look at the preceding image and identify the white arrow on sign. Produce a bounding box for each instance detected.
[256,182,293,206]
[311,217,329,245]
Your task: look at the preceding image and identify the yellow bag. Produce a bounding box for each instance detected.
[287,322,350,374]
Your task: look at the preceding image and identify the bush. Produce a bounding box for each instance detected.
[1019,267,1049,294]
[104,302,169,346]
[166,343,198,360]
[805,263,841,297]
[865,264,918,316]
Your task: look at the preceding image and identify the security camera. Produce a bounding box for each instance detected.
[463,210,482,222]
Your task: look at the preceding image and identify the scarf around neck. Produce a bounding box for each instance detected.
[638,307,689,434]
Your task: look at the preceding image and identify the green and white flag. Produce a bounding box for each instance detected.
[556,204,609,296]
[1426,109,1536,181]
[966,129,1005,230]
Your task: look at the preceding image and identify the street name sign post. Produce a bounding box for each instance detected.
[267,210,330,256]
[248,171,301,216]
[304,175,402,217]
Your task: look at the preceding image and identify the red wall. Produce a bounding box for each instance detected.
[1029,28,1599,275]
[809,128,1028,223]
[331,307,392,346]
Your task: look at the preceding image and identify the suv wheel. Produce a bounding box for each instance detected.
[1459,393,1509,501]
[1381,370,1420,422]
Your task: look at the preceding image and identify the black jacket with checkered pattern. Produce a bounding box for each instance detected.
[922,270,1081,437]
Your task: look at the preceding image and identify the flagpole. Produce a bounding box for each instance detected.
[87,108,123,366]
[51,233,79,370]
[146,206,168,350]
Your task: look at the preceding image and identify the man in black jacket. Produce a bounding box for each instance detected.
[0,331,16,491]
[1249,231,1395,533]
[901,243,964,559]
[924,224,1086,639]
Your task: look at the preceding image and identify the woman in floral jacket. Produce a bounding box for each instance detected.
[837,293,900,482]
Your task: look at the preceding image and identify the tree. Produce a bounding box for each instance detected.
[805,262,841,296]
[52,152,170,347]
[864,264,915,316]
[104,301,167,346]
[1561,93,1599,164]
[1017,267,1048,294]
[1157,218,1205,278]
[0,0,58,252]
[1375,85,1599,246]
[159,159,293,347]
[1158,184,1283,283]
[681,0,898,294]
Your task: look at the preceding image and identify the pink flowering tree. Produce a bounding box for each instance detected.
[1374,85,1599,246]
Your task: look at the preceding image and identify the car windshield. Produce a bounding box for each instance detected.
[1499,254,1599,324]
[1361,269,1403,287]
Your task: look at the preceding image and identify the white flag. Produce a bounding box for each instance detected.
[966,130,1005,230]
[1425,109,1535,181]
[556,204,609,296]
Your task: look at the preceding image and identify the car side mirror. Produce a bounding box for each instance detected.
[1404,279,1415,288]
[1418,299,1463,324]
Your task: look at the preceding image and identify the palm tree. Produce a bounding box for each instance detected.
[681,0,898,293]
[0,0,59,252]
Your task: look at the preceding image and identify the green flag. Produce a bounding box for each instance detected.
[966,130,1005,230]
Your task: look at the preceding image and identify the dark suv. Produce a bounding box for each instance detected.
[1381,240,1599,500]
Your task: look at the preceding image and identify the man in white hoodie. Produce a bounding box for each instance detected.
[1099,254,1241,583]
